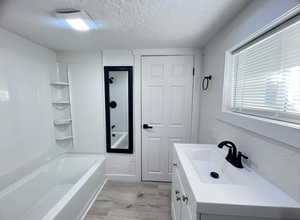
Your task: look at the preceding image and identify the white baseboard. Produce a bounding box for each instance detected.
[105,174,139,182]
[79,178,108,220]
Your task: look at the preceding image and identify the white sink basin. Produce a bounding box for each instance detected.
[174,143,300,219]
[186,148,253,185]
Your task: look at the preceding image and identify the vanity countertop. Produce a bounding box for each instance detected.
[174,143,300,219]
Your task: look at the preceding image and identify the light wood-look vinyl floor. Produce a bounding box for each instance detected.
[84,180,171,220]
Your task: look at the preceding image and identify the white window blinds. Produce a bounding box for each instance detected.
[232,20,300,124]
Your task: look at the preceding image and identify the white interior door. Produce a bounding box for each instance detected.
[141,56,194,182]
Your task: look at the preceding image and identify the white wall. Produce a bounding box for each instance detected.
[103,50,134,66]
[0,28,61,190]
[200,0,300,202]
[56,51,105,154]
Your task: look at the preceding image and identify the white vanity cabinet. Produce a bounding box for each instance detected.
[171,168,182,220]
[171,154,197,220]
[171,165,270,220]
[172,143,300,220]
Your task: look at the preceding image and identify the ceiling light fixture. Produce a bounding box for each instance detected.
[66,18,89,31]
[55,9,95,31]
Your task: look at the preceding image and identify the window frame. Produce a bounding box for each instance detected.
[221,5,300,148]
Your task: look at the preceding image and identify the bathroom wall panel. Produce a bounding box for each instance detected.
[199,0,300,202]
[56,51,105,154]
[0,27,61,190]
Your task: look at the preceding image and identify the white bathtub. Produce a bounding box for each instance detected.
[0,153,106,220]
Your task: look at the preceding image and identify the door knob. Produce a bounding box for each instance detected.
[143,124,153,129]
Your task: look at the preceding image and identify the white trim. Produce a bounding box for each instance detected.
[133,48,202,181]
[220,111,300,147]
[191,53,203,143]
[133,48,201,56]
[133,51,142,181]
[99,50,107,153]
[222,5,300,148]
[105,174,138,182]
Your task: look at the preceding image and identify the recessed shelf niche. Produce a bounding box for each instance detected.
[51,62,73,147]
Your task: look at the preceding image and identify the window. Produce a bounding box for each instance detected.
[230,18,300,124]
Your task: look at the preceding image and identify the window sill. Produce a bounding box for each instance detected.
[219,110,300,148]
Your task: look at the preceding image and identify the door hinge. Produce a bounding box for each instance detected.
[193,68,195,76]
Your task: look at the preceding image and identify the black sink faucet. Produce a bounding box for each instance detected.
[235,152,248,168]
[218,141,237,164]
[217,141,248,168]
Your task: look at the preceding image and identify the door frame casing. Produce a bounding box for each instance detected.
[133,49,203,181]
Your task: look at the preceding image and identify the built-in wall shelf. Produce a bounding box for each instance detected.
[54,119,72,125]
[52,101,70,105]
[50,82,69,86]
[55,136,73,141]
[51,62,74,147]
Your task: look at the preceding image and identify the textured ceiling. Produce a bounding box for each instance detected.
[0,0,249,51]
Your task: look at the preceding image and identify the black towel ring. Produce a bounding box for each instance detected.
[202,75,212,91]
